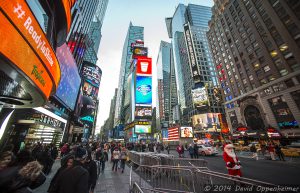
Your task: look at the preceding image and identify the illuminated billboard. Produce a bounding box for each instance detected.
[132,47,148,57]
[192,113,221,131]
[135,106,152,119]
[55,44,81,110]
[135,125,151,134]
[136,57,152,75]
[0,0,61,98]
[135,76,152,105]
[180,127,194,138]
[81,61,102,88]
[191,86,209,111]
[83,80,99,101]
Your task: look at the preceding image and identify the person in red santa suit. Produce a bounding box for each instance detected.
[223,143,242,177]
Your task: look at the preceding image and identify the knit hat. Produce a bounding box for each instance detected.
[75,147,88,160]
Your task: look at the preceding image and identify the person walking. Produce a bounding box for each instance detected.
[250,144,258,160]
[165,144,170,154]
[47,147,89,193]
[120,147,127,173]
[176,144,184,158]
[193,144,199,159]
[84,153,97,193]
[275,143,285,161]
[112,147,120,172]
[188,144,194,159]
[268,142,276,161]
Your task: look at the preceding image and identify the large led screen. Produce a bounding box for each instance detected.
[81,61,102,88]
[191,86,209,111]
[55,43,81,110]
[135,125,151,134]
[135,106,152,119]
[192,113,221,131]
[136,57,152,75]
[135,76,152,105]
[180,127,193,138]
[83,80,99,101]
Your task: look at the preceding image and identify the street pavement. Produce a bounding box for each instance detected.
[33,157,149,193]
[167,149,300,185]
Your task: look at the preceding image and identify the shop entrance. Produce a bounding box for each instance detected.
[244,105,265,130]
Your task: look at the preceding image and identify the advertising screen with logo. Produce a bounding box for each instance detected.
[135,106,152,119]
[191,86,209,111]
[192,113,221,131]
[132,46,148,57]
[180,127,193,138]
[136,57,152,75]
[55,44,81,110]
[135,125,151,134]
[135,76,152,105]
[81,61,102,88]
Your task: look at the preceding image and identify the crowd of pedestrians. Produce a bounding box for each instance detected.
[0,141,129,193]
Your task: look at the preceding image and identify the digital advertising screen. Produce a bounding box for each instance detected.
[135,76,152,105]
[135,125,151,134]
[192,113,221,131]
[191,86,209,111]
[81,61,102,88]
[180,127,194,138]
[132,46,148,57]
[135,106,152,119]
[55,43,81,110]
[83,80,99,101]
[136,57,152,75]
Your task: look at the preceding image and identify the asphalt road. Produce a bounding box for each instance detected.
[167,150,300,185]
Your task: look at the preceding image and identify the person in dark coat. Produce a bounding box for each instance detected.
[193,144,199,159]
[0,161,45,193]
[83,153,97,193]
[275,143,285,161]
[47,147,89,193]
[188,144,194,159]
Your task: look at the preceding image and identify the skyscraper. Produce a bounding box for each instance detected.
[114,22,144,127]
[166,4,223,125]
[156,41,177,129]
[207,0,300,137]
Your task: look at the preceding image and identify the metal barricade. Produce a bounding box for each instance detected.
[131,182,144,193]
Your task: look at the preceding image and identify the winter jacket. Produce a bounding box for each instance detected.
[84,160,97,191]
[47,161,89,193]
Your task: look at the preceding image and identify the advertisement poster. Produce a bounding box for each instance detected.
[180,127,193,138]
[135,76,152,105]
[135,125,151,134]
[192,113,221,131]
[132,47,148,57]
[55,43,81,110]
[83,81,99,101]
[81,61,102,88]
[135,106,152,119]
[136,57,152,75]
[162,129,168,140]
[191,86,209,111]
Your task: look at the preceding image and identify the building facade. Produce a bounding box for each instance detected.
[207,0,300,139]
[114,22,144,126]
[166,4,223,127]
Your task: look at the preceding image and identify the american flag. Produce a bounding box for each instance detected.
[168,127,179,141]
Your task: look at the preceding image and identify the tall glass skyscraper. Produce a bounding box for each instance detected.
[166,4,223,125]
[114,22,144,126]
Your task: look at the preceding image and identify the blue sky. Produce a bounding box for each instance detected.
[96,0,214,132]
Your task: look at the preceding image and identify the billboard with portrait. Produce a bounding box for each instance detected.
[82,80,99,101]
[180,127,193,138]
[135,76,152,105]
[135,125,151,134]
[192,113,221,131]
[135,106,152,119]
[55,43,81,110]
[191,85,209,111]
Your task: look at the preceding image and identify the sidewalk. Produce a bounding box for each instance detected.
[95,159,149,193]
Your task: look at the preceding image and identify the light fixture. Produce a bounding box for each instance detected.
[270,50,278,57]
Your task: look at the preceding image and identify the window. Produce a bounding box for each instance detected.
[263,65,271,72]
[291,90,300,110]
